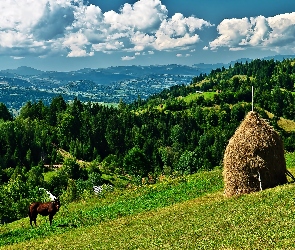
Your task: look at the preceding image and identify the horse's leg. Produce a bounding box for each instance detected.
[29,212,34,227]
[49,214,53,226]
[29,216,33,227]
[34,215,37,226]
[28,208,33,227]
[29,215,37,226]
[32,212,37,226]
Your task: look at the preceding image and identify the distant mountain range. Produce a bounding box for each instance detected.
[0,64,210,115]
[1,55,294,115]
[193,55,295,69]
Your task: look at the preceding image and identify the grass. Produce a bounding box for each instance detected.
[0,170,223,249]
[2,153,295,249]
[278,117,295,132]
[4,181,295,249]
[43,170,56,183]
[183,91,217,103]
[264,110,295,132]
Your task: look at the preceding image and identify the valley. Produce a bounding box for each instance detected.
[0,64,212,115]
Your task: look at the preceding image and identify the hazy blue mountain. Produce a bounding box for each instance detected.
[1,56,294,115]
[0,66,44,76]
[262,55,295,61]
[0,64,208,114]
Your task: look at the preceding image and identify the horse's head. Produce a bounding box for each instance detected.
[53,197,60,211]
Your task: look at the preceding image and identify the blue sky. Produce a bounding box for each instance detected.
[1,0,295,71]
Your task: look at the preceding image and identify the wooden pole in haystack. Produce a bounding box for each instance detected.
[252,86,254,112]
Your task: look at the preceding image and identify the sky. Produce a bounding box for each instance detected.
[1,0,295,71]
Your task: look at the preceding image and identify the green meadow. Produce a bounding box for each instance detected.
[1,152,295,249]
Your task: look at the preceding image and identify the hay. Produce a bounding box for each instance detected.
[223,111,287,197]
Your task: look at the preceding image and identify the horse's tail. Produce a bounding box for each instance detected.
[28,203,34,217]
[286,170,295,182]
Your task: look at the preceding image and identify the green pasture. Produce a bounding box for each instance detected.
[1,152,295,249]
[183,91,217,103]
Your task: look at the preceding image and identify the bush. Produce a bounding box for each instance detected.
[61,179,78,203]
[62,157,87,180]
[0,180,49,223]
[123,147,149,177]
[175,150,197,175]
[46,169,68,197]
[101,154,121,174]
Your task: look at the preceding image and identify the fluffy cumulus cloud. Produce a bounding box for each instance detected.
[0,0,212,58]
[154,13,212,50]
[209,12,295,53]
[121,55,135,61]
[0,0,77,57]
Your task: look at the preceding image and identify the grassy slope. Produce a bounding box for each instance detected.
[265,110,295,132]
[8,186,295,250]
[2,153,295,249]
[183,91,217,103]
[0,170,223,249]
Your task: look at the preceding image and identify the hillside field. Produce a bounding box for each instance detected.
[1,152,295,249]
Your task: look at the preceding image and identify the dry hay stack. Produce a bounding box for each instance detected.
[223,111,287,197]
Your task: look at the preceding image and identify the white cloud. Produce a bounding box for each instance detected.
[229,47,246,51]
[33,1,76,40]
[67,48,94,57]
[154,13,212,50]
[11,56,25,60]
[104,0,168,33]
[121,55,136,61]
[0,0,77,57]
[209,17,251,50]
[209,12,295,53]
[0,0,213,59]
[130,31,156,51]
[203,46,208,50]
[176,53,183,57]
[148,51,154,54]
[92,41,124,52]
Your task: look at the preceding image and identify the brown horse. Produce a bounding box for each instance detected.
[28,198,60,226]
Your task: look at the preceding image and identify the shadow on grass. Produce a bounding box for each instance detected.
[56,223,78,228]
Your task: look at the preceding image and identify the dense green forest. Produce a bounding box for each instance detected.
[1,58,295,223]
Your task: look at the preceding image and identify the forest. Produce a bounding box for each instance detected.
[1,58,295,223]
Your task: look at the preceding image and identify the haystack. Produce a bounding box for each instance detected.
[223,111,287,197]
